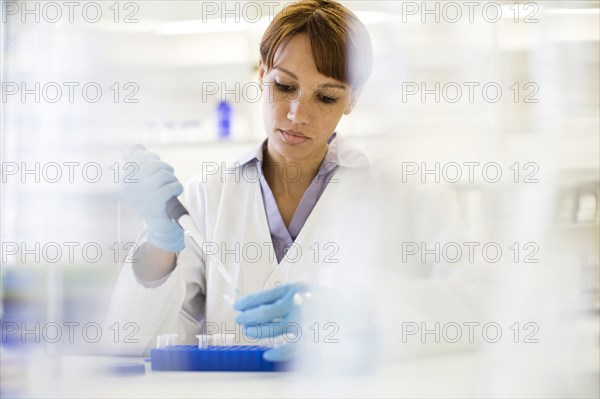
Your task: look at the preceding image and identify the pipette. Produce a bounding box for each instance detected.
[165,197,240,303]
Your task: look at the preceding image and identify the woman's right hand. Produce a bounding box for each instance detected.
[121,144,185,253]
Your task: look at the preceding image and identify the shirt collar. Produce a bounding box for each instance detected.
[235,131,371,172]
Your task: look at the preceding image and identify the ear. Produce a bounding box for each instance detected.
[344,86,363,115]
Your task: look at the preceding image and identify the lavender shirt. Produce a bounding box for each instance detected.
[238,133,339,263]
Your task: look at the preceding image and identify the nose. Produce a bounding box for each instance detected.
[286,91,311,124]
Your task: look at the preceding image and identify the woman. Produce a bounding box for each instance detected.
[107,0,375,360]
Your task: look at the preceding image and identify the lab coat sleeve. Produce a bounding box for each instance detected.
[101,179,208,356]
[294,167,502,369]
[377,184,503,359]
[333,166,501,360]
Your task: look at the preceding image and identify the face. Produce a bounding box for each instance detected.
[258,33,360,163]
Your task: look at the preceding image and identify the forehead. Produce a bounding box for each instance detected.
[271,34,341,85]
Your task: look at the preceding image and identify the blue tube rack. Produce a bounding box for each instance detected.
[150,345,289,372]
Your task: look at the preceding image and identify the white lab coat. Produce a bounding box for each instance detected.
[103,134,497,357]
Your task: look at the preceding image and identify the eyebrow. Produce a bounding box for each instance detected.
[274,66,347,91]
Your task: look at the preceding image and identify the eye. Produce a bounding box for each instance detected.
[275,82,295,92]
[317,94,338,104]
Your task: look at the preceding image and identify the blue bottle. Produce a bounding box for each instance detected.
[217,100,232,139]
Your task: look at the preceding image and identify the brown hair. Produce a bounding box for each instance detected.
[260,0,373,89]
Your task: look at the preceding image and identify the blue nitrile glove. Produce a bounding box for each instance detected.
[234,283,311,362]
[121,144,184,253]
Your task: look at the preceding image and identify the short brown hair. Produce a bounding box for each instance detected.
[260,0,373,89]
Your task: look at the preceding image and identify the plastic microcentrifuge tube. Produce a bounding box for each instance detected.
[196,334,238,348]
[156,333,179,349]
[293,292,312,306]
[196,334,212,348]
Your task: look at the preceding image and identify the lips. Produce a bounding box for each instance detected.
[280,129,309,145]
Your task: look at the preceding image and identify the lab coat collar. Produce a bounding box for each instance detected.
[235,132,371,171]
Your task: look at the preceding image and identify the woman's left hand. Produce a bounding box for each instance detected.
[234,283,312,362]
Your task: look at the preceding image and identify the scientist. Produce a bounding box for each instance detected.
[105,0,494,362]
[106,0,375,361]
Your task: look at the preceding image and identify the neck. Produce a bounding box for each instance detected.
[263,142,328,196]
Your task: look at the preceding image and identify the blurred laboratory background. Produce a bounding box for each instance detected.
[1,0,599,397]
